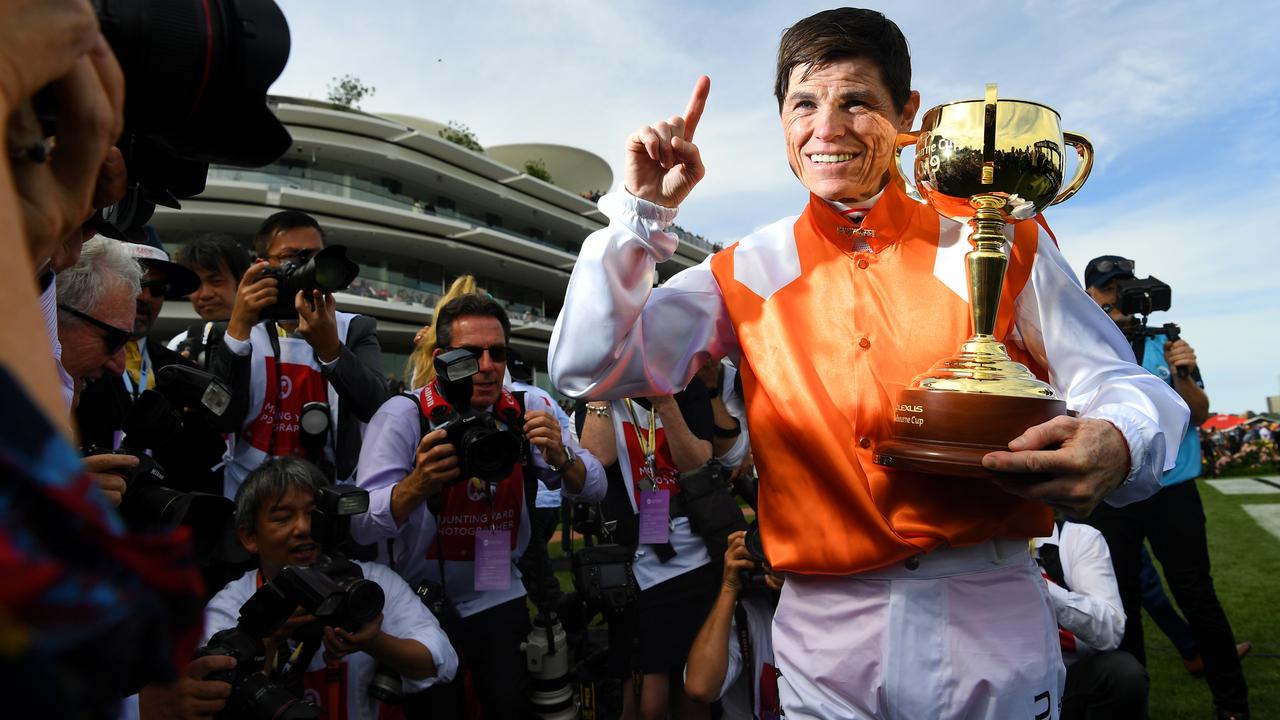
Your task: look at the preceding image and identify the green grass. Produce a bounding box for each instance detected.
[1144,477,1279,719]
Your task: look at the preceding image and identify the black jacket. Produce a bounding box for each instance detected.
[75,338,227,497]
[207,314,390,482]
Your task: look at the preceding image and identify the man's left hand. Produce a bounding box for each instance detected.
[322,613,382,660]
[981,415,1131,518]
[296,289,341,363]
[524,410,565,466]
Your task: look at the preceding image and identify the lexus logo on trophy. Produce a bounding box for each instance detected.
[874,84,1094,479]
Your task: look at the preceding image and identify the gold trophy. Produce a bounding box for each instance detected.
[874,84,1094,480]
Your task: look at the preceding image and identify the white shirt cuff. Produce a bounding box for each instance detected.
[222,331,252,357]
[1088,403,1166,507]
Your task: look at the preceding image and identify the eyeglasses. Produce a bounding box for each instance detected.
[1091,258,1134,274]
[58,304,131,355]
[140,279,170,297]
[445,344,510,363]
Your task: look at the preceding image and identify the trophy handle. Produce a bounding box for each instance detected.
[1051,131,1094,206]
[893,131,921,194]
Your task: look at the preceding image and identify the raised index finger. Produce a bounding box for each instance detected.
[682,75,711,142]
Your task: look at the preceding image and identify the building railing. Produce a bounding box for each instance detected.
[339,275,555,328]
[207,165,580,255]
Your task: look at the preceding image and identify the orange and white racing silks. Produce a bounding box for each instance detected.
[549,179,1189,577]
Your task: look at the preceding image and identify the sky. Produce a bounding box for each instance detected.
[270,0,1280,414]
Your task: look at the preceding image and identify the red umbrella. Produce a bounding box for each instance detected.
[1201,414,1247,431]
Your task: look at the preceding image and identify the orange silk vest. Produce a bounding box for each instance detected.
[709,182,1053,575]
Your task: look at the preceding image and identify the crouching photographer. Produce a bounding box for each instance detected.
[685,527,784,720]
[140,456,457,720]
[352,293,606,718]
[1083,256,1250,719]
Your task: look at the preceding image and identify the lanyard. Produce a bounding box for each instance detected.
[624,399,658,491]
[122,340,151,400]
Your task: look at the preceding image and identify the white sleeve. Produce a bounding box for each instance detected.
[1045,523,1126,652]
[718,613,745,701]
[1013,229,1188,505]
[549,191,738,400]
[201,574,253,645]
[367,562,458,689]
[353,395,436,546]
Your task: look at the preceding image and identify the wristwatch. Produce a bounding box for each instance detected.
[549,445,578,473]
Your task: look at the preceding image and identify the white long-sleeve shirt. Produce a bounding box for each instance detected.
[1033,521,1127,664]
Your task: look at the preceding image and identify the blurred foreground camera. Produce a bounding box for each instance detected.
[259,245,360,321]
[39,0,294,240]
[427,348,523,482]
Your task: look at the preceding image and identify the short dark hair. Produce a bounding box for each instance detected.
[774,8,912,113]
[174,233,252,282]
[434,293,511,349]
[234,456,325,533]
[254,210,325,258]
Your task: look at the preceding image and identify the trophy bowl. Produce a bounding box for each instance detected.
[873,84,1093,481]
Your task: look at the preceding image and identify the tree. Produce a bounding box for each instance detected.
[523,158,552,184]
[439,121,483,152]
[326,74,376,109]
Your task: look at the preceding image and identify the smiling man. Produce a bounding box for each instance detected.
[549,7,1188,719]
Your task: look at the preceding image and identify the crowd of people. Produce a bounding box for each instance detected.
[0,4,1260,720]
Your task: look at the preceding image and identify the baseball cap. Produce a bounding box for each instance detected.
[506,346,533,382]
[127,226,200,299]
[1084,255,1136,289]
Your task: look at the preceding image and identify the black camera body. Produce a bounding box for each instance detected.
[196,628,319,720]
[85,365,241,565]
[429,348,524,483]
[259,245,361,320]
[571,544,639,612]
[737,521,772,593]
[414,580,462,627]
[1113,275,1172,317]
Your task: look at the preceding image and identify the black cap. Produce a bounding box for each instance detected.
[128,226,201,298]
[1084,255,1136,289]
[507,347,533,382]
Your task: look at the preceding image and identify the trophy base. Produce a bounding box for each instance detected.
[874,388,1069,481]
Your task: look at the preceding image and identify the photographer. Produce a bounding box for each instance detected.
[352,293,606,718]
[168,233,252,368]
[144,456,456,720]
[693,358,751,473]
[578,383,718,720]
[76,231,227,499]
[210,210,390,495]
[684,529,784,720]
[1083,255,1249,720]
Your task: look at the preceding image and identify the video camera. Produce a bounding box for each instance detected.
[428,348,524,482]
[84,365,243,564]
[38,0,293,241]
[259,245,361,321]
[1109,276,1190,378]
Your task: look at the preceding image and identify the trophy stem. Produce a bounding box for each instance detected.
[967,195,1009,338]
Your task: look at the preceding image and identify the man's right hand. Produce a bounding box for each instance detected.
[391,428,459,525]
[720,530,754,595]
[624,76,710,208]
[83,453,138,506]
[227,261,279,341]
[138,654,235,720]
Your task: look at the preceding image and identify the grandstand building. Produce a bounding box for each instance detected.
[151,96,717,392]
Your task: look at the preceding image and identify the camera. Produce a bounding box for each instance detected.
[1113,275,1172,317]
[427,348,524,482]
[259,245,361,321]
[737,521,771,592]
[414,580,462,627]
[36,0,294,240]
[196,628,319,720]
[85,365,242,565]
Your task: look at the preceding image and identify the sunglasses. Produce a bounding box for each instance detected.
[445,344,510,363]
[1091,258,1134,274]
[140,279,171,297]
[58,304,131,354]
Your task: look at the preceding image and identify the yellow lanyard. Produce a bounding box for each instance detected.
[623,399,657,458]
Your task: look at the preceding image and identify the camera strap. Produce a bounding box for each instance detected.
[735,602,758,720]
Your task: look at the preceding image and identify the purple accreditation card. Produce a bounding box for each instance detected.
[638,489,671,545]
[474,529,511,591]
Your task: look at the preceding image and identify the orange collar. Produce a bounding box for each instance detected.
[804,180,931,254]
